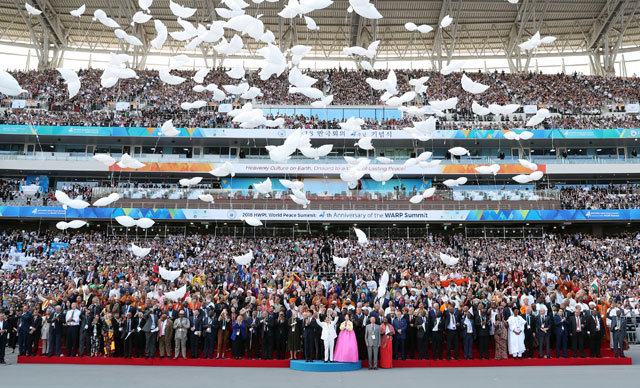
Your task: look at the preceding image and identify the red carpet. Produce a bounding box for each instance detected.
[18,355,630,368]
[363,357,632,368]
[18,355,289,368]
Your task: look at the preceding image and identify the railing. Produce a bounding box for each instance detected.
[91,187,561,202]
[1,152,639,165]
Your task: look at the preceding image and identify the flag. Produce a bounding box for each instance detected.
[591,279,600,295]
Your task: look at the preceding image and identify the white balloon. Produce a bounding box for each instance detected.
[253,178,273,194]
[233,251,253,266]
[348,0,382,19]
[159,267,182,282]
[115,215,136,227]
[243,217,263,227]
[57,69,81,99]
[332,256,349,268]
[25,3,42,15]
[461,74,490,94]
[67,220,87,229]
[93,153,116,166]
[198,194,214,203]
[353,227,368,244]
[136,218,155,229]
[440,15,453,28]
[66,199,90,210]
[70,4,86,17]
[0,70,27,96]
[169,0,196,18]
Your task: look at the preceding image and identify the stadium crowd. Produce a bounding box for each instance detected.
[1,230,637,365]
[2,68,640,129]
[560,184,640,210]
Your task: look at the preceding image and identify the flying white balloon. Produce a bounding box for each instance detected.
[233,251,254,266]
[461,74,490,94]
[243,217,263,227]
[70,4,86,17]
[169,0,196,18]
[353,227,368,245]
[348,0,382,19]
[57,69,81,99]
[159,267,182,282]
[440,15,453,28]
[115,216,136,228]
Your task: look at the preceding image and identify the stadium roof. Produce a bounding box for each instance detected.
[0,0,639,74]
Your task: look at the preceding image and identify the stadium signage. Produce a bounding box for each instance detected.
[2,207,640,222]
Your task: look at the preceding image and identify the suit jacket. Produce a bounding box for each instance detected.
[444,310,461,333]
[537,314,552,335]
[29,316,42,335]
[141,311,158,333]
[121,305,137,317]
[392,316,407,339]
[316,318,338,341]
[173,317,190,339]
[190,315,203,334]
[415,315,430,338]
[18,311,32,333]
[553,314,569,335]
[364,323,381,347]
[609,316,626,335]
[475,314,490,336]
[48,312,64,335]
[301,318,318,339]
[523,314,536,333]
[231,321,247,340]
[159,319,173,339]
[568,315,586,335]
[121,318,134,339]
[461,316,475,337]
[585,314,604,338]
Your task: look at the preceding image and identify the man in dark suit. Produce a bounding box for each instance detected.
[475,308,491,360]
[134,311,146,358]
[0,312,8,363]
[27,310,42,356]
[523,307,536,358]
[142,307,159,358]
[553,308,569,358]
[188,308,202,358]
[444,306,460,360]
[261,308,276,359]
[47,306,64,357]
[274,311,288,360]
[461,310,475,360]
[405,307,417,359]
[415,309,430,360]
[202,310,217,359]
[121,312,135,358]
[121,300,137,318]
[245,311,259,359]
[585,306,604,358]
[392,310,407,360]
[432,310,445,360]
[568,308,586,358]
[610,309,626,358]
[353,307,367,360]
[301,311,318,362]
[537,307,552,358]
[17,305,33,356]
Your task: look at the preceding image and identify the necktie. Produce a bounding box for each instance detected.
[577,317,580,331]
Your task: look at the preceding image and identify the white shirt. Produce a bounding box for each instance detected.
[65,309,80,326]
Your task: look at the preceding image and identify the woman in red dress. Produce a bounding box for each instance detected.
[379,316,395,369]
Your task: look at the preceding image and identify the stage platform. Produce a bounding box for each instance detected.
[290,360,362,372]
[17,355,631,368]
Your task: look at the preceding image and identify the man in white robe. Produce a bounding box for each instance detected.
[507,308,526,358]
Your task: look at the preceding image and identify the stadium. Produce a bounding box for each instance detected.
[0,0,639,386]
